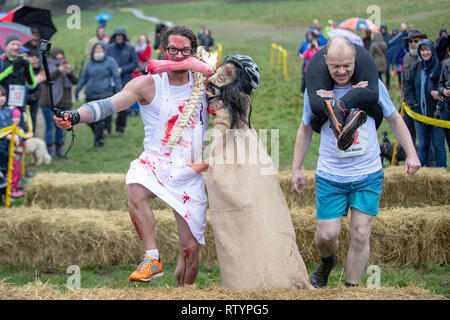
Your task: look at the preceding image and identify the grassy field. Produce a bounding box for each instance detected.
[4,0,450,296]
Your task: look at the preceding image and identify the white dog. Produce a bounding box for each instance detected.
[25,137,52,166]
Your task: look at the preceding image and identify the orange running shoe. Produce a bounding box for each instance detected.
[129,255,164,282]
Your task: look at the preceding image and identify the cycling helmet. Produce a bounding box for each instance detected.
[223,55,260,94]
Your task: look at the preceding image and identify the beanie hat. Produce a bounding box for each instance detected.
[12,108,21,118]
[5,33,21,47]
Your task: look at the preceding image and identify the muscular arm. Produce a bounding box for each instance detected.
[54,75,155,128]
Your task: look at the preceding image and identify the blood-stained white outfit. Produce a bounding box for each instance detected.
[126,71,209,244]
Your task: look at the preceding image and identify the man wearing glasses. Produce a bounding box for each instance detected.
[53,25,214,286]
[401,30,428,145]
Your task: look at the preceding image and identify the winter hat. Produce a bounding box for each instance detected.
[5,33,21,47]
[12,108,21,118]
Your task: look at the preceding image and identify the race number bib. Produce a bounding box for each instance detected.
[8,85,26,107]
[336,122,369,158]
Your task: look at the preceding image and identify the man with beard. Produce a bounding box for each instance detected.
[401,30,428,145]
[54,25,214,286]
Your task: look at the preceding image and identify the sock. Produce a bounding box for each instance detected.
[345,281,360,287]
[320,255,336,264]
[145,249,159,260]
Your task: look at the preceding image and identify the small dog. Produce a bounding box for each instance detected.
[379,131,406,165]
[25,137,52,166]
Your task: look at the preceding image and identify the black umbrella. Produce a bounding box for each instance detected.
[0,5,57,40]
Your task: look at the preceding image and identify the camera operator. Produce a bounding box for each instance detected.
[0,33,38,110]
[39,46,78,159]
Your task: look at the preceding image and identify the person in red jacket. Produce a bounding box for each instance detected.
[135,34,152,73]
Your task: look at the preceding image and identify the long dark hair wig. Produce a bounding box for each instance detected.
[219,62,253,129]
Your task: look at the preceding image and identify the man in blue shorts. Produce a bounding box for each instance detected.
[291,37,421,288]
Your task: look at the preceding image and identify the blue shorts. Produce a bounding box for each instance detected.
[315,170,384,220]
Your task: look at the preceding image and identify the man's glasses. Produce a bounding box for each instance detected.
[166,46,193,57]
[409,39,420,44]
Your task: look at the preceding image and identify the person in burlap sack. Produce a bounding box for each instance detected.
[203,55,313,290]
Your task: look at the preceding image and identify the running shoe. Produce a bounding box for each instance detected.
[309,255,337,288]
[129,255,164,282]
[338,108,367,151]
[323,99,348,139]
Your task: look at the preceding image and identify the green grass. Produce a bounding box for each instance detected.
[5,0,450,294]
[1,263,448,297]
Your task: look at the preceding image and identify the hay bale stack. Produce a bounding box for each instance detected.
[24,168,450,211]
[0,282,445,300]
[291,206,450,266]
[1,206,448,267]
[24,172,169,211]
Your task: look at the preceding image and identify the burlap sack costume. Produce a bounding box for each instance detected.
[205,101,312,290]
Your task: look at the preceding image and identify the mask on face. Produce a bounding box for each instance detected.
[206,63,237,101]
[410,49,418,57]
[93,52,105,61]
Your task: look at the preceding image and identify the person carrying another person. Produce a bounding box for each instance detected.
[292,36,420,288]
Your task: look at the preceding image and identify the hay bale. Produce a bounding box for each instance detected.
[24,172,169,211]
[24,168,450,211]
[0,282,445,300]
[291,206,450,266]
[0,206,448,267]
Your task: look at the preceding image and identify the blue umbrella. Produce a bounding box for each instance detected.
[95,13,113,22]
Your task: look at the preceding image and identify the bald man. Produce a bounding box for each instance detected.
[306,37,384,150]
[292,37,421,288]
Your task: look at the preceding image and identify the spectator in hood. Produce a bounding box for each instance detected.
[106,27,138,136]
[380,24,393,89]
[401,29,428,146]
[405,39,446,168]
[76,41,122,150]
[85,26,110,60]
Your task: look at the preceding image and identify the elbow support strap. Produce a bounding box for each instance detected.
[84,98,115,123]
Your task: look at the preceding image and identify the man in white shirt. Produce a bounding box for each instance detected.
[291,37,421,288]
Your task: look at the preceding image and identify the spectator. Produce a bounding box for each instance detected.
[154,23,168,60]
[39,47,78,159]
[369,32,388,81]
[24,28,42,61]
[401,29,428,146]
[391,27,399,37]
[435,27,448,62]
[0,33,38,109]
[405,39,447,168]
[135,34,152,72]
[203,29,215,52]
[302,38,320,72]
[298,29,327,93]
[0,85,11,180]
[197,25,206,47]
[311,19,322,33]
[363,30,372,50]
[380,24,393,89]
[22,45,42,134]
[84,26,109,60]
[75,42,122,150]
[8,107,26,198]
[437,40,450,151]
[106,27,138,136]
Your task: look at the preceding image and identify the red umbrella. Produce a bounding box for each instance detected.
[339,17,378,33]
[0,21,32,50]
[0,5,57,40]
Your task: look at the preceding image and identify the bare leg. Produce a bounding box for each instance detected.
[127,183,157,250]
[314,217,342,257]
[345,208,373,285]
[173,209,200,286]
